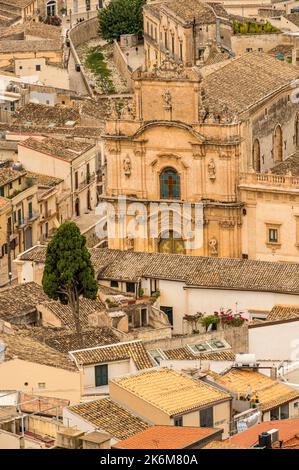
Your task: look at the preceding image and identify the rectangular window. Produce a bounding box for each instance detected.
[171,36,174,54]
[74,171,79,190]
[38,382,46,389]
[174,416,183,426]
[0,187,3,196]
[110,280,119,288]
[35,64,41,71]
[126,282,135,293]
[160,306,173,325]
[280,403,289,420]
[270,407,280,421]
[179,43,183,61]
[268,228,278,243]
[86,0,91,10]
[95,364,108,387]
[28,202,33,219]
[164,31,168,49]
[200,407,213,427]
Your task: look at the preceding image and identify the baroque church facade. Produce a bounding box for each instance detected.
[101,48,299,260]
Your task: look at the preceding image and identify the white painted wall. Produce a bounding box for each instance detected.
[249,321,299,361]
[83,359,134,393]
[160,359,234,374]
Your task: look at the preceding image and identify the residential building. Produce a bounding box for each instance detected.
[248,305,299,362]
[69,340,153,395]
[14,246,299,334]
[143,0,232,69]
[0,38,63,70]
[211,367,299,422]
[109,368,232,437]
[0,165,39,260]
[0,327,81,403]
[114,425,223,449]
[17,136,97,218]
[63,398,150,445]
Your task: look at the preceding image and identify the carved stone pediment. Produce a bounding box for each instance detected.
[152,51,192,80]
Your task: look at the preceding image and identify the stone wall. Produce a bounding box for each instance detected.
[143,325,248,353]
[113,40,133,91]
[69,17,99,96]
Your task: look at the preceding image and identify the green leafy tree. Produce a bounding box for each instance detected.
[98,0,145,42]
[42,221,98,342]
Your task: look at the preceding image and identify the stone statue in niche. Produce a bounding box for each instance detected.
[126,234,134,251]
[208,158,216,180]
[109,99,119,119]
[123,155,132,176]
[162,89,172,110]
[209,237,218,256]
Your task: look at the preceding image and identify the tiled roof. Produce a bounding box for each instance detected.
[26,171,63,188]
[163,347,235,361]
[20,137,94,162]
[249,304,299,328]
[203,52,299,114]
[213,419,299,448]
[0,330,77,371]
[213,368,299,411]
[18,247,299,295]
[271,152,299,176]
[115,425,220,449]
[19,393,69,417]
[40,298,106,331]
[268,44,293,58]
[3,0,35,7]
[0,39,61,53]
[0,196,10,210]
[68,398,149,440]
[285,13,299,27]
[161,0,228,23]
[70,340,153,370]
[0,282,49,322]
[13,103,79,127]
[0,21,62,41]
[0,167,26,186]
[111,368,231,416]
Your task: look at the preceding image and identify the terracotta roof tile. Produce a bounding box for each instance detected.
[115,425,221,449]
[163,347,235,361]
[0,282,49,322]
[18,247,299,295]
[20,137,94,162]
[111,368,231,416]
[68,398,149,440]
[213,368,299,411]
[70,340,153,370]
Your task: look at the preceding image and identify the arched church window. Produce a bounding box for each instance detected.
[252,139,261,172]
[273,125,283,162]
[158,230,185,254]
[160,167,180,199]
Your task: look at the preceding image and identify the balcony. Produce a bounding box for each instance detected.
[74,173,96,194]
[14,212,39,230]
[239,172,299,189]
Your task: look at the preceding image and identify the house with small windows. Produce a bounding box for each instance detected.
[0,164,39,262]
[14,246,299,334]
[109,368,232,438]
[17,136,97,219]
[69,340,153,395]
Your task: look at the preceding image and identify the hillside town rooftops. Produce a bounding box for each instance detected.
[114,425,221,449]
[18,246,299,295]
[25,171,63,188]
[111,368,231,416]
[212,368,299,411]
[0,21,62,41]
[163,347,235,361]
[270,152,299,176]
[19,137,95,161]
[152,0,229,24]
[69,340,153,370]
[67,398,150,440]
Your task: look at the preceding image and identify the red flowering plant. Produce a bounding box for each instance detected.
[214,309,247,327]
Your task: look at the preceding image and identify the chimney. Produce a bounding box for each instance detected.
[270,366,277,380]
